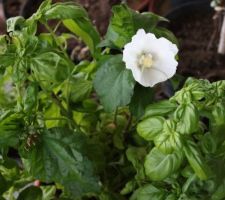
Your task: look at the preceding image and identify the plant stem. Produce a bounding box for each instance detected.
[114,107,118,126]
[50,92,81,132]
[218,13,225,54]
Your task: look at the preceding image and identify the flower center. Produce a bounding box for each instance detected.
[138,53,153,69]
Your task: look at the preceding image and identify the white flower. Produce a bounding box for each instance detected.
[123,29,178,87]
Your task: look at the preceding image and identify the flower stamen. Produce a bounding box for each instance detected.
[138,53,153,70]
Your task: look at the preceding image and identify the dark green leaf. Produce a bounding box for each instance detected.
[0,174,8,195]
[0,111,24,147]
[132,12,167,33]
[126,146,146,180]
[22,128,100,197]
[104,4,134,48]
[17,186,42,200]
[129,84,154,118]
[104,4,166,48]
[152,27,178,45]
[212,179,225,200]
[94,55,135,112]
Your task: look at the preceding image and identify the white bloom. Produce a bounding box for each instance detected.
[123,29,178,87]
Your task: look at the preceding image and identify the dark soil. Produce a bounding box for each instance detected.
[3,0,121,35]
[170,11,225,81]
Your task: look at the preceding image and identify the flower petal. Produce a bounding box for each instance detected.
[122,29,178,87]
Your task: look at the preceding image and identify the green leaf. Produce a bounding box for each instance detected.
[43,2,100,57]
[103,4,165,48]
[94,55,135,112]
[183,140,209,180]
[212,179,225,200]
[6,16,25,32]
[145,147,183,181]
[17,186,42,200]
[63,19,100,57]
[63,78,92,103]
[174,103,199,134]
[0,174,8,195]
[31,52,72,83]
[103,4,134,48]
[22,128,100,197]
[23,82,38,112]
[144,100,177,119]
[0,111,24,147]
[44,103,62,128]
[41,186,56,200]
[137,116,165,141]
[131,184,166,200]
[132,12,167,32]
[129,84,154,119]
[120,180,136,195]
[211,102,225,136]
[152,27,178,45]
[44,3,86,20]
[154,120,183,153]
[126,146,146,180]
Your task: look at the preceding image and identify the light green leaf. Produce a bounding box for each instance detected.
[44,103,61,128]
[63,78,92,103]
[145,147,183,181]
[183,140,209,180]
[31,52,72,83]
[23,82,38,112]
[6,16,25,32]
[154,120,183,153]
[131,184,166,200]
[120,180,136,195]
[43,2,100,57]
[94,55,135,112]
[41,186,56,200]
[174,103,199,134]
[44,3,86,20]
[63,18,100,57]
[137,116,165,141]
[144,100,177,119]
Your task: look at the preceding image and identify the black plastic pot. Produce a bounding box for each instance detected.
[171,0,210,8]
[162,0,212,97]
[166,0,212,22]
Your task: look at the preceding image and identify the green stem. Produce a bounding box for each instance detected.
[114,107,118,126]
